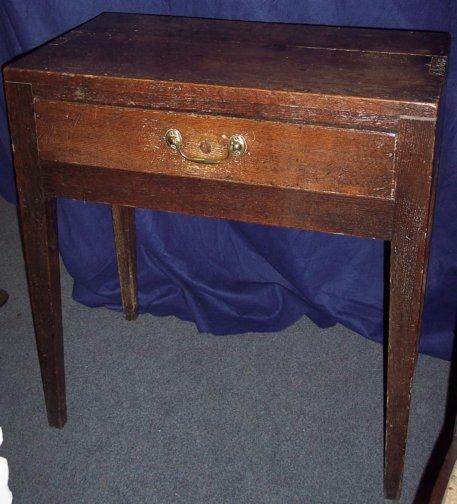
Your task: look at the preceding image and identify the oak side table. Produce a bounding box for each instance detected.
[3,13,449,499]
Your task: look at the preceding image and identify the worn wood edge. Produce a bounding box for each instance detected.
[396,115,437,329]
[41,160,395,240]
[3,69,438,131]
[4,67,442,110]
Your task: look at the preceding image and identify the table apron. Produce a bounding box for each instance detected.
[40,160,394,240]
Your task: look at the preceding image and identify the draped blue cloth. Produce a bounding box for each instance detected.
[1,1,456,359]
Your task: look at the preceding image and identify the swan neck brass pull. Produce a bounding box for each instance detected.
[164,129,247,165]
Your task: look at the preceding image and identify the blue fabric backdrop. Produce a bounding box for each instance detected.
[1,1,456,359]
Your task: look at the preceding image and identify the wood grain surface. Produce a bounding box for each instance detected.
[41,161,395,240]
[4,82,66,428]
[385,117,437,499]
[35,100,396,199]
[16,70,438,132]
[5,13,448,105]
[112,205,138,321]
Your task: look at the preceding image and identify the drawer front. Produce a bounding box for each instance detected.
[35,100,396,199]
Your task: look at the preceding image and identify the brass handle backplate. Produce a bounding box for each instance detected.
[164,129,247,164]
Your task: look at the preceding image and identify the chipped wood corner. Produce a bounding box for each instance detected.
[428,55,448,76]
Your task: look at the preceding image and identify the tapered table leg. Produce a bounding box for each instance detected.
[384,117,437,499]
[112,205,138,320]
[5,82,66,427]
[21,198,65,427]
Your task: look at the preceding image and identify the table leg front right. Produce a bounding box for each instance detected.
[384,117,437,499]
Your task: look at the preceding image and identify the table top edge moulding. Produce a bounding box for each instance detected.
[2,12,450,501]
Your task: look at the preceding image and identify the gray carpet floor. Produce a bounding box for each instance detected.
[0,196,452,503]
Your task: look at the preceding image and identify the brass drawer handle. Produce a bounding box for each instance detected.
[164,129,247,164]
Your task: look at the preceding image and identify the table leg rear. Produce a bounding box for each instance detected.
[112,205,138,320]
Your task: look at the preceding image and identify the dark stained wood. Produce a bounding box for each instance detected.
[80,13,449,57]
[16,70,437,132]
[4,82,66,428]
[4,14,448,106]
[2,13,450,500]
[112,205,138,321]
[41,161,395,240]
[0,289,8,307]
[35,100,396,200]
[384,117,437,499]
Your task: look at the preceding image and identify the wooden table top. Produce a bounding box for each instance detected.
[7,13,449,112]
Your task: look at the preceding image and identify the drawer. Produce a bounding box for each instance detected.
[35,100,396,199]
